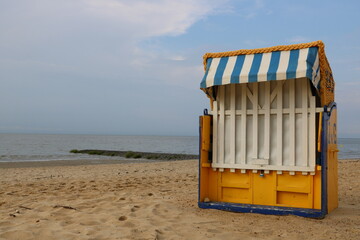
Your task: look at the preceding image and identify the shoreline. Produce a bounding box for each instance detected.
[1,157,359,169]
[70,149,199,160]
[0,158,193,169]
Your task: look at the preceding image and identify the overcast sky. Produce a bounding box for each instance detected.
[0,0,359,137]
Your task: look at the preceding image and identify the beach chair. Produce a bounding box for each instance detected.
[198,41,338,218]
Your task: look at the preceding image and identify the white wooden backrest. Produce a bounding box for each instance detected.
[212,78,321,172]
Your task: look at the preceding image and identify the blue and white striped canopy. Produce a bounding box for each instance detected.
[201,47,320,89]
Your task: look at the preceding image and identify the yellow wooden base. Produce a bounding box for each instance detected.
[200,167,321,209]
[199,115,325,211]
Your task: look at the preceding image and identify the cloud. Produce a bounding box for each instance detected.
[0,0,228,135]
[81,0,226,37]
[0,0,228,48]
[0,0,228,83]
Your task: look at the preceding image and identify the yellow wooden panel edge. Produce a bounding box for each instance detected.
[202,163,211,168]
[276,186,310,194]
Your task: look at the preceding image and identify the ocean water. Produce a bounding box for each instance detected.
[338,138,360,160]
[0,133,198,162]
[0,133,358,162]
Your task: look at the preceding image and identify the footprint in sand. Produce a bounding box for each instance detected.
[80,220,100,226]
[151,204,164,217]
[131,205,140,212]
[207,228,221,234]
[123,221,136,228]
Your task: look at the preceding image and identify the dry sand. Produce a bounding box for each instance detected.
[0,159,359,240]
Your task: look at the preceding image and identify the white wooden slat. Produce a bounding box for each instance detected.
[252,83,258,161]
[241,84,247,165]
[264,81,270,161]
[302,79,308,167]
[224,108,322,115]
[252,159,269,165]
[276,82,283,166]
[289,80,295,166]
[230,84,236,165]
[309,86,316,169]
[219,87,225,166]
[210,162,319,172]
[213,100,218,165]
[211,78,321,172]
[270,81,284,104]
[246,86,254,104]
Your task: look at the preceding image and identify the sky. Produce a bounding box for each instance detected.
[0,0,359,137]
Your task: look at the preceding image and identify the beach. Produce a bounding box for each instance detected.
[0,159,359,240]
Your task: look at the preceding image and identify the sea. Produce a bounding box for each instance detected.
[0,133,199,162]
[0,133,358,162]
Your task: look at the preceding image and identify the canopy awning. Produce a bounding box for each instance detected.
[200,41,334,106]
[201,47,320,88]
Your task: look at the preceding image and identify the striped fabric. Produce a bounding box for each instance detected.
[201,47,320,89]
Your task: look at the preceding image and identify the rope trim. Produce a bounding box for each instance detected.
[201,40,334,106]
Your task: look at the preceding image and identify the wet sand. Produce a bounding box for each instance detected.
[0,158,157,169]
[0,159,359,239]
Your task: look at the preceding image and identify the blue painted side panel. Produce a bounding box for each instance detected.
[321,105,329,215]
[320,102,337,215]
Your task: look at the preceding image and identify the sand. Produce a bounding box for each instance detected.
[0,159,359,240]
